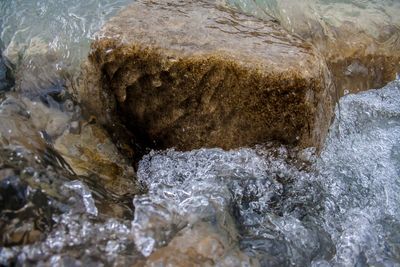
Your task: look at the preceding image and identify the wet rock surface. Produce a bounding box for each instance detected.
[0,173,56,247]
[79,0,334,152]
[1,0,400,266]
[226,0,400,96]
[0,91,140,219]
[0,1,146,264]
[54,122,140,204]
[6,38,70,99]
[0,89,141,264]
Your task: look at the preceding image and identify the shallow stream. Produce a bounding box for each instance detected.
[0,0,400,266]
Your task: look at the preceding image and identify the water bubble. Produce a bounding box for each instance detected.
[63,180,98,216]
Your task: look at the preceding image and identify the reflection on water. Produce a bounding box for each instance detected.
[0,0,400,266]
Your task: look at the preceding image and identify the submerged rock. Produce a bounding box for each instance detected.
[0,0,136,98]
[138,221,254,267]
[0,93,139,218]
[54,122,140,198]
[4,37,68,98]
[79,0,334,151]
[0,172,58,247]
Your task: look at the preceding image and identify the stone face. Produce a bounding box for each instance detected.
[321,30,400,97]
[79,0,334,151]
[54,123,139,197]
[225,0,400,96]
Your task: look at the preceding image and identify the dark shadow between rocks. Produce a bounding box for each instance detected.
[0,44,15,92]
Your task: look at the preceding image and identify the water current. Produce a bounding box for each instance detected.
[0,0,400,266]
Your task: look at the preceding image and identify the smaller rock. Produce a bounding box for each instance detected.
[0,175,55,247]
[0,94,139,218]
[4,37,66,98]
[54,122,140,197]
[139,222,256,267]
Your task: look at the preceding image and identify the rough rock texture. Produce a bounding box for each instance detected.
[0,93,140,218]
[322,29,400,97]
[79,0,334,151]
[226,0,400,96]
[296,19,400,97]
[54,123,139,197]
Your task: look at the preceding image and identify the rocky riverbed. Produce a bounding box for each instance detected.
[0,0,400,266]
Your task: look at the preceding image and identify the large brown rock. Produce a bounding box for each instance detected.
[226,0,400,96]
[78,0,334,151]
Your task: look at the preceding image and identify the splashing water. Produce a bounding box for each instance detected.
[130,80,400,266]
[316,80,400,266]
[0,0,400,266]
[133,146,328,266]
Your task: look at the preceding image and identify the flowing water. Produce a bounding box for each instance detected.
[225,0,400,38]
[226,0,400,96]
[0,0,400,266]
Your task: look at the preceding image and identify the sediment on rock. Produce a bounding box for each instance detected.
[225,0,400,96]
[297,22,400,97]
[78,0,334,152]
